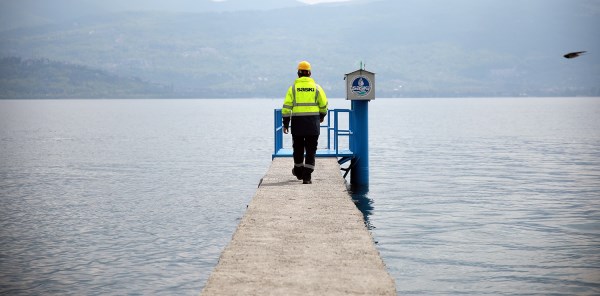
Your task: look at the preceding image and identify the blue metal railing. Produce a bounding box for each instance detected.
[273,109,354,158]
[274,109,284,155]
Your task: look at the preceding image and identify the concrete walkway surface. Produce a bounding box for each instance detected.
[201,157,396,295]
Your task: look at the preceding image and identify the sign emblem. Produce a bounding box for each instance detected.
[350,76,372,97]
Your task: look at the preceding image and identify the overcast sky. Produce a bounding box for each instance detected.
[297,0,353,4]
[210,0,353,3]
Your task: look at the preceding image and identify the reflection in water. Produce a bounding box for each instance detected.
[347,184,375,230]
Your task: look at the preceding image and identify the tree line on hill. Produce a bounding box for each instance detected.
[0,57,173,99]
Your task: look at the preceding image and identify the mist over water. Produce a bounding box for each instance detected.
[1,98,599,295]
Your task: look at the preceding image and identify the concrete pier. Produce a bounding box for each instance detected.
[201,158,396,295]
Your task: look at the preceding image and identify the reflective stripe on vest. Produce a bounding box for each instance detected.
[289,112,320,116]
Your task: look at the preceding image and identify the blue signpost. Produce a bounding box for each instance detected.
[350,99,369,186]
[346,67,375,187]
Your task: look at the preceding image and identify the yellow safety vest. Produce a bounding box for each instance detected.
[282,77,328,118]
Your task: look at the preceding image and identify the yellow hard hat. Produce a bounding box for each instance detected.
[297,61,311,71]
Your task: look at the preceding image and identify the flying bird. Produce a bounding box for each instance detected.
[563,51,586,59]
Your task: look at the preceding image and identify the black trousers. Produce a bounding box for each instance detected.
[292,135,319,171]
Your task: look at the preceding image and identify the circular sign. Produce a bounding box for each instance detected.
[350,76,372,97]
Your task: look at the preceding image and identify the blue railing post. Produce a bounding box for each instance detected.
[334,110,339,154]
[326,110,332,150]
[273,109,283,159]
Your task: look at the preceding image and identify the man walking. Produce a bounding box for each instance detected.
[282,60,328,184]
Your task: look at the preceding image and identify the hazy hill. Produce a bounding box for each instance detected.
[1,0,598,98]
[0,57,171,98]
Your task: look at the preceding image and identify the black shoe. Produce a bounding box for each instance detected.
[292,167,303,180]
[302,170,312,184]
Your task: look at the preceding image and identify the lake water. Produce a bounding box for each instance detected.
[1,98,599,295]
